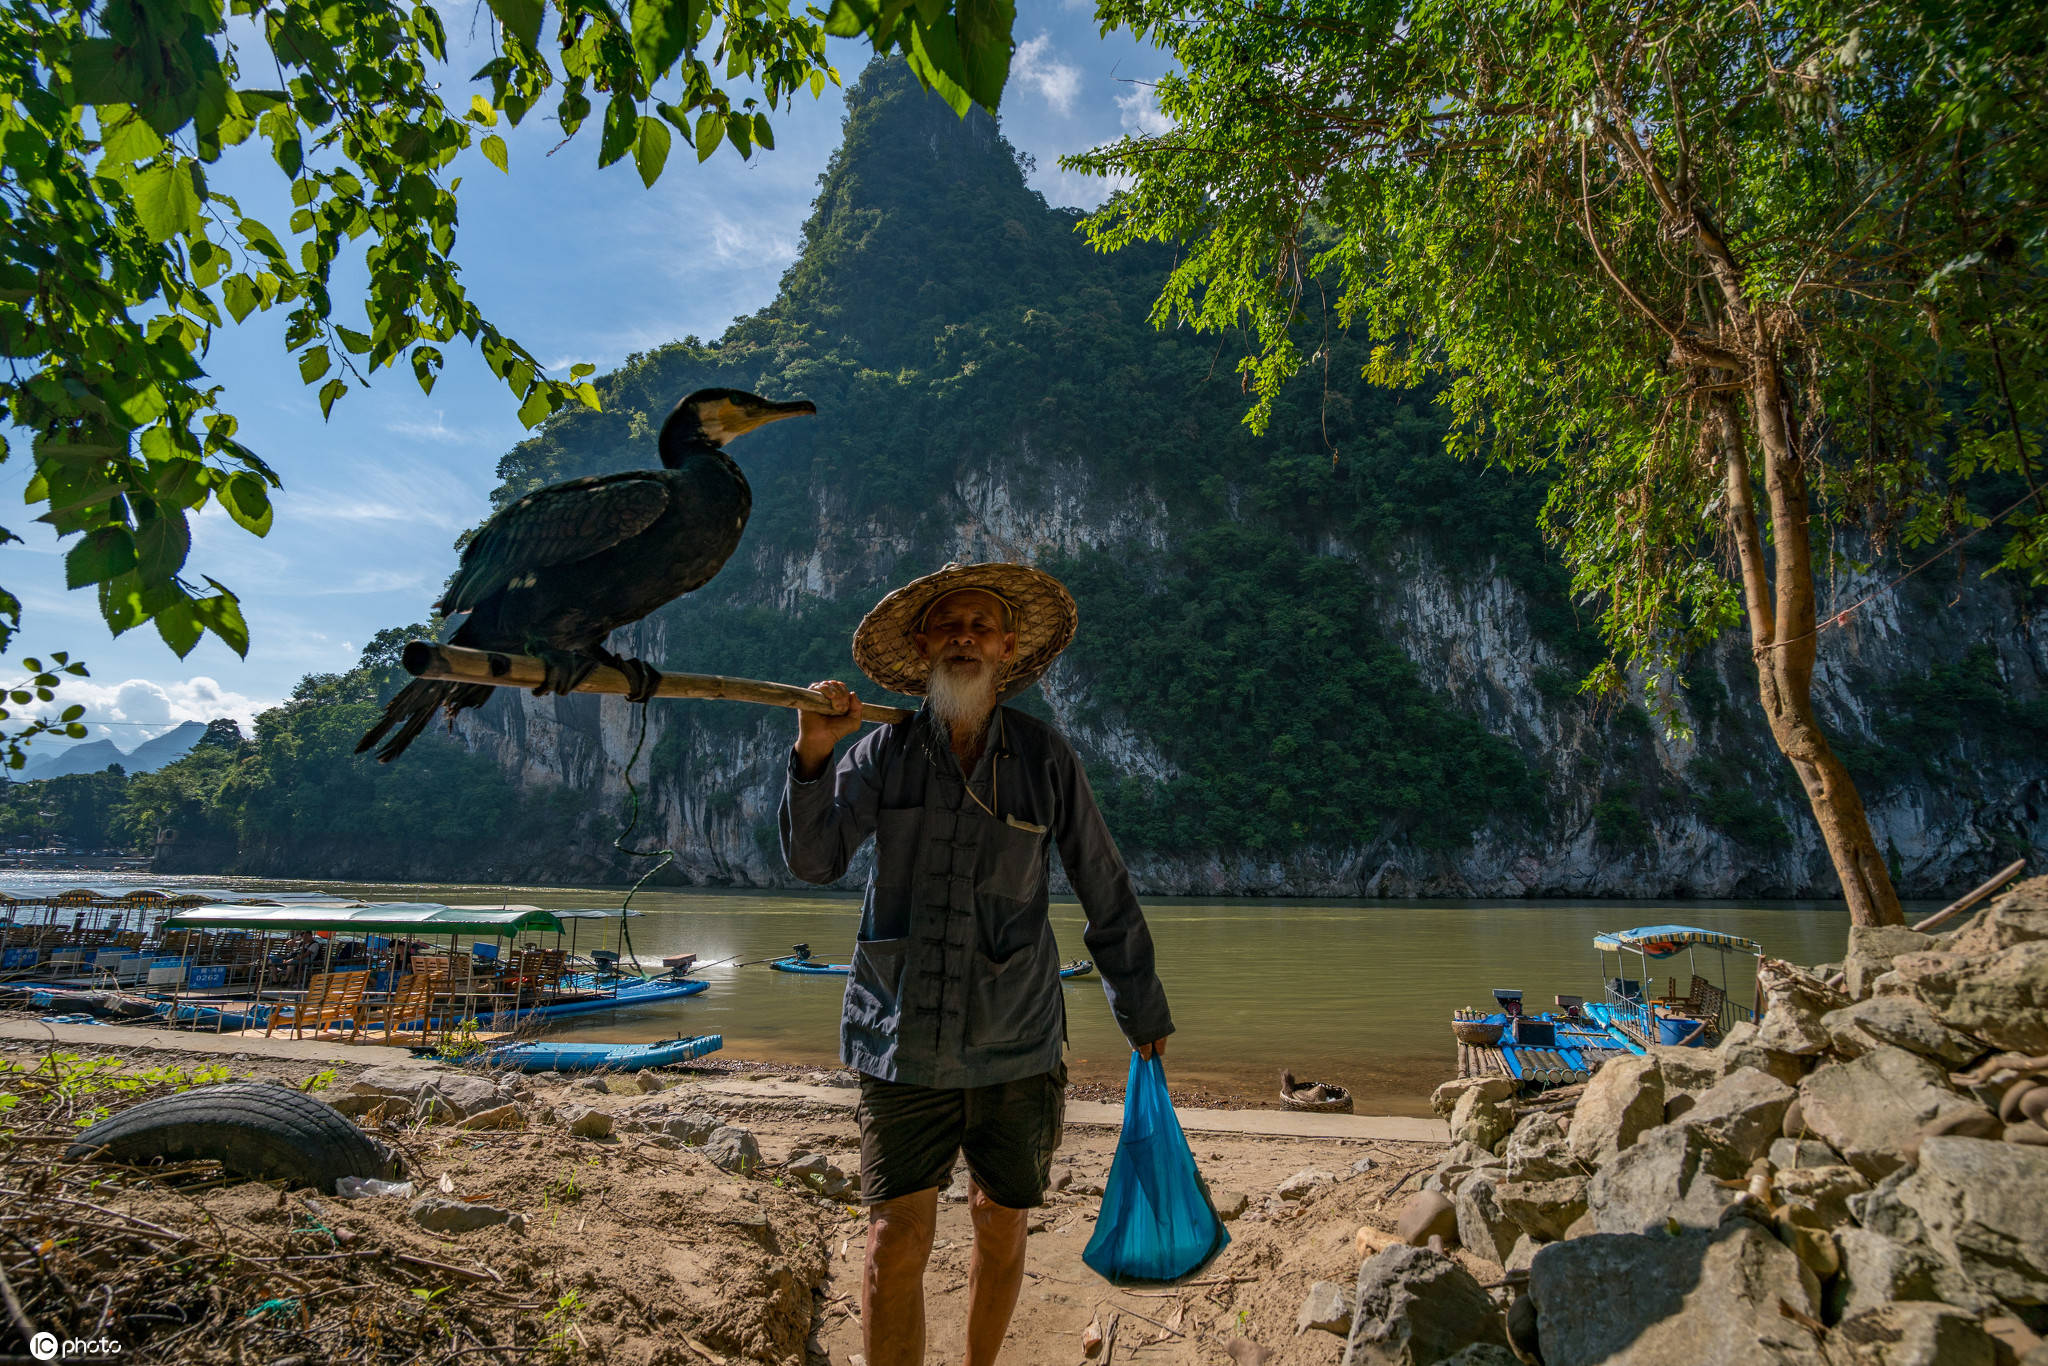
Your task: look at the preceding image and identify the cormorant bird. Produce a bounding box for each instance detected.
[356,387,815,762]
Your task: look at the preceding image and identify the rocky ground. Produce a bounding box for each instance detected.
[1378,875,2048,1366]
[2,875,2041,1365]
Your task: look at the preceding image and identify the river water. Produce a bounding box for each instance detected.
[1,871,1877,1115]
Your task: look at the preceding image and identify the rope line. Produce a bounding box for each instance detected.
[612,704,674,918]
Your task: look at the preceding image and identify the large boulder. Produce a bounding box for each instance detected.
[1644,1045,1720,1097]
[1344,1244,1508,1365]
[704,1125,761,1173]
[414,1074,502,1122]
[1797,1048,1957,1181]
[1753,959,1851,1055]
[1829,1228,1990,1322]
[1585,1123,1746,1235]
[1913,942,2048,1055]
[1396,1191,1459,1248]
[1494,1176,1589,1243]
[1570,1056,1665,1164]
[1771,1164,1868,1232]
[1713,1022,1806,1087]
[1453,1172,1521,1265]
[1501,1113,1578,1182]
[1820,996,1983,1068]
[1526,1224,1826,1366]
[1431,1075,1515,1121]
[1895,1136,2048,1307]
[1828,1303,2000,1366]
[1944,876,2048,956]
[1421,1142,1502,1194]
[1843,926,1936,1000]
[1681,1068,1795,1162]
[1450,1088,1514,1152]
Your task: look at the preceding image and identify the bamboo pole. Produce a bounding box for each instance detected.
[1911,858,2028,933]
[400,641,914,724]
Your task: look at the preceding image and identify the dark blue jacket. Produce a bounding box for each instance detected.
[780,705,1174,1087]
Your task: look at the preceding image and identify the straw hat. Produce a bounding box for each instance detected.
[852,562,1078,699]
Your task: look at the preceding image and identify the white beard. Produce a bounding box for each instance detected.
[926,658,997,747]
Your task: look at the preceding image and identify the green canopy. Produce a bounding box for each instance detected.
[160,903,566,936]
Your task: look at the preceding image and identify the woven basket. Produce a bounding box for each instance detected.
[851,562,1077,698]
[1452,1018,1505,1046]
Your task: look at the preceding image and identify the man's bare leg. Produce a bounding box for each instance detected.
[864,1189,938,1366]
[963,1179,1029,1366]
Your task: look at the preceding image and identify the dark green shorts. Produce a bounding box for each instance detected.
[856,1061,1066,1210]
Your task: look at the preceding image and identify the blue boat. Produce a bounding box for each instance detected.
[477,1033,724,1073]
[1059,960,1094,979]
[770,956,850,975]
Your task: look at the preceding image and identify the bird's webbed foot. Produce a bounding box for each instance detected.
[529,648,600,697]
[591,646,663,704]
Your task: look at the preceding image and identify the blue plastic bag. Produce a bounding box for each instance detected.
[1082,1054,1229,1282]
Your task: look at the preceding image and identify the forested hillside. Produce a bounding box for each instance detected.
[124,60,2045,897]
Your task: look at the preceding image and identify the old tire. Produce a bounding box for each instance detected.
[66,1081,390,1191]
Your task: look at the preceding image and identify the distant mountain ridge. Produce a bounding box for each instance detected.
[17,721,207,781]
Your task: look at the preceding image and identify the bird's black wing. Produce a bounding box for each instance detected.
[439,473,672,614]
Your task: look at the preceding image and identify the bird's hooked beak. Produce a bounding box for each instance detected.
[697,394,817,446]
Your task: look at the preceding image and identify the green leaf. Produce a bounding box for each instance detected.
[481,134,509,173]
[695,109,725,162]
[130,162,206,243]
[223,273,259,322]
[634,116,671,187]
[191,588,249,657]
[752,114,775,152]
[153,594,202,658]
[318,378,347,418]
[65,527,137,590]
[220,473,273,535]
[569,362,595,378]
[134,511,191,581]
[599,97,636,168]
[516,385,553,427]
[486,0,545,48]
[299,346,331,383]
[70,39,141,105]
[822,0,878,39]
[99,109,164,166]
[631,0,700,82]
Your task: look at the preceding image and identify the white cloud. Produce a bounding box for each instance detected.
[1116,84,1174,138]
[35,675,275,742]
[1014,35,1082,115]
[704,212,799,267]
[385,411,478,445]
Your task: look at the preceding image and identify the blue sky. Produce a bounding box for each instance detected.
[2,2,1171,752]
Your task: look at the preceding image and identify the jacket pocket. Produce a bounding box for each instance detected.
[845,935,910,1035]
[976,816,1045,906]
[967,933,1059,1048]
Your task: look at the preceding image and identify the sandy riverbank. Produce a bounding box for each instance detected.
[0,1035,1452,1364]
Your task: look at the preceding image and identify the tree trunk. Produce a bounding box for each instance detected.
[1716,396,1905,926]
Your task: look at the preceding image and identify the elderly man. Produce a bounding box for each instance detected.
[780,562,1173,1366]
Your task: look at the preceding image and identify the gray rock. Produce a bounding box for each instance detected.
[458,1103,524,1131]
[1798,1048,1956,1180]
[1848,1167,1926,1245]
[1421,1141,1500,1193]
[1570,1055,1665,1164]
[1350,1156,1379,1176]
[1504,1234,1539,1275]
[558,1104,613,1140]
[1829,1303,1999,1366]
[1494,1176,1589,1243]
[1344,1244,1507,1365]
[1768,1138,1842,1170]
[630,1068,664,1094]
[785,1151,854,1199]
[351,1066,436,1100]
[1297,1280,1350,1335]
[660,1108,724,1145]
[1502,1113,1578,1182]
[1896,1136,2048,1307]
[1845,926,1936,999]
[1453,1172,1519,1265]
[1527,1224,1825,1366]
[1278,1169,1336,1200]
[1395,1191,1458,1248]
[1644,1045,1720,1096]
[1682,1067,1795,1161]
[704,1125,760,1174]
[1920,942,2048,1054]
[1754,959,1851,1055]
[943,1169,971,1202]
[408,1196,523,1235]
[1821,996,1983,1067]
[1830,1228,1990,1322]
[1429,1075,1515,1121]
[1771,1164,1868,1231]
[1946,879,2048,954]
[1449,1088,1513,1152]
[1713,1022,1807,1087]
[572,1075,609,1092]
[1585,1122,1746,1234]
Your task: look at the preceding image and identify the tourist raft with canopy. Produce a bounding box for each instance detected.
[1451,923,1765,1089]
[1,896,714,1046]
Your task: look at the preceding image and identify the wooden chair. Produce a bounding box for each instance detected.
[360,973,438,1045]
[265,971,372,1040]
